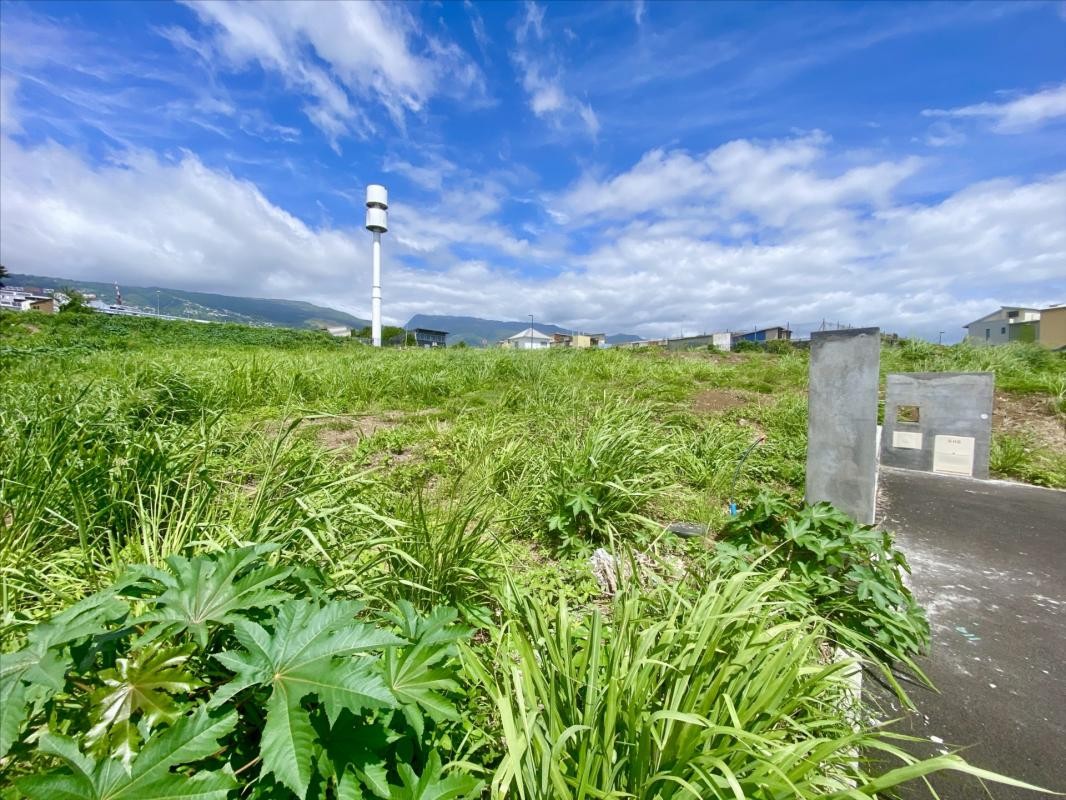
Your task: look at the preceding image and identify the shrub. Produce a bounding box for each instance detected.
[2,546,481,799]
[58,288,93,314]
[543,405,669,554]
[711,492,930,665]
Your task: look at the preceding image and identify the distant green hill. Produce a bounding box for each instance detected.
[7,274,643,344]
[8,274,367,331]
[404,314,643,347]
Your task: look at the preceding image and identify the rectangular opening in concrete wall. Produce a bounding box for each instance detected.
[896,405,920,424]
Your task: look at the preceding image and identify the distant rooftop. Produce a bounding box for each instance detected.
[507,327,551,340]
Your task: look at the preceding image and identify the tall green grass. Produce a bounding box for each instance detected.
[467,569,1042,799]
[3,313,1062,796]
[375,483,503,616]
[883,339,1066,398]
[0,399,390,623]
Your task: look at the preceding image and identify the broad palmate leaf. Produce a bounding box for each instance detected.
[1,589,128,758]
[389,751,481,800]
[86,643,203,763]
[212,599,403,798]
[18,705,237,800]
[128,544,292,647]
[379,602,468,738]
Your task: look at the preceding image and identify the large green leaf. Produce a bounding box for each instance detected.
[315,710,392,800]
[379,602,467,738]
[18,706,237,800]
[86,643,203,763]
[389,752,481,800]
[129,545,292,647]
[0,673,28,758]
[213,599,402,798]
[1,589,128,758]
[260,686,317,799]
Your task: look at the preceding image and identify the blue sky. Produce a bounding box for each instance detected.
[1,0,1064,339]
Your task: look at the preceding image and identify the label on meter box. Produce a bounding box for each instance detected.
[933,434,975,476]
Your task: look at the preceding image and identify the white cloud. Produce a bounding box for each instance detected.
[181,0,486,146]
[0,73,22,134]
[2,131,1063,340]
[510,2,599,137]
[557,133,922,229]
[633,0,646,26]
[0,137,357,297]
[517,1,546,42]
[577,103,600,137]
[463,0,492,62]
[529,78,565,115]
[923,83,1066,133]
[382,153,457,192]
[922,121,965,148]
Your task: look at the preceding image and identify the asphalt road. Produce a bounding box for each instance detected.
[875,467,1066,800]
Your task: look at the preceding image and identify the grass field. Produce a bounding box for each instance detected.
[2,310,1063,798]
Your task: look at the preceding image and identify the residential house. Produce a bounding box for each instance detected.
[325,325,350,338]
[500,327,552,349]
[963,307,1041,345]
[551,332,607,348]
[1037,305,1066,350]
[413,328,448,347]
[0,288,56,313]
[732,326,792,344]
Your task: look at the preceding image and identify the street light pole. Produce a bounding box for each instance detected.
[938,330,945,345]
[528,314,534,350]
[156,290,160,316]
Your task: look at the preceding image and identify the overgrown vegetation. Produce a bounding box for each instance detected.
[3,547,478,799]
[989,432,1066,487]
[2,311,1063,797]
[713,494,930,668]
[468,571,1023,799]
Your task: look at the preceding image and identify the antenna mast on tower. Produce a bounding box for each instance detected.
[365,185,389,347]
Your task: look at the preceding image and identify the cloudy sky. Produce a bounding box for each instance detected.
[1,1,1064,339]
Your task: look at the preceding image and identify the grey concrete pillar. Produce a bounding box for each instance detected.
[805,328,881,524]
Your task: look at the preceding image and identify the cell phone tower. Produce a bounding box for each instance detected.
[365,184,388,347]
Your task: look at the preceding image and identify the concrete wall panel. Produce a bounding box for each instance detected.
[880,372,994,479]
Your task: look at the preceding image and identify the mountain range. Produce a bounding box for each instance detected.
[7,273,368,330]
[6,274,643,345]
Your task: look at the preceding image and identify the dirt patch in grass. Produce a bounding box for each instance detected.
[993,392,1066,452]
[367,447,422,469]
[266,409,445,451]
[315,416,396,449]
[691,389,762,415]
[261,415,396,447]
[678,350,745,364]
